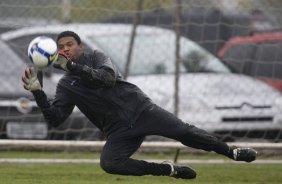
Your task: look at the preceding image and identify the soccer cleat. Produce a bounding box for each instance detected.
[233,147,257,162]
[164,161,196,179]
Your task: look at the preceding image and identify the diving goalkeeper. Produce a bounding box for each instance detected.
[22,31,257,179]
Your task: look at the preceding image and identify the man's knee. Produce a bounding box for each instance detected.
[100,159,114,174]
[100,157,123,174]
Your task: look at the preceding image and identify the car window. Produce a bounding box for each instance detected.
[181,40,231,73]
[0,40,24,75]
[88,31,231,76]
[88,33,184,75]
[254,43,282,79]
[221,43,257,74]
[4,29,232,76]
[0,40,30,94]
[223,42,282,79]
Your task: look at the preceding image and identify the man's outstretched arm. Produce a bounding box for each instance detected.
[22,67,74,127]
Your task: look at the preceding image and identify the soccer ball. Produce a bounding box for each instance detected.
[28,36,58,68]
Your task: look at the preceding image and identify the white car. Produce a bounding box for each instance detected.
[1,23,282,141]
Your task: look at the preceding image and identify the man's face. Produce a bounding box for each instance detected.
[57,37,82,61]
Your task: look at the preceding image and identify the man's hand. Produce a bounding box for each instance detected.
[53,51,72,71]
[22,67,42,91]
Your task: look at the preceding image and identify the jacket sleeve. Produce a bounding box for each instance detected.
[32,89,75,127]
[69,50,118,88]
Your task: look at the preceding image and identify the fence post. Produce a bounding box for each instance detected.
[174,0,182,162]
[124,0,144,79]
[62,0,71,23]
[174,0,182,116]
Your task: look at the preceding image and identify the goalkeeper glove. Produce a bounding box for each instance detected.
[53,50,74,72]
[22,67,43,91]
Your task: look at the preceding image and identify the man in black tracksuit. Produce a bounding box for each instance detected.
[22,31,257,179]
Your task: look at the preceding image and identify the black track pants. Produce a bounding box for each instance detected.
[100,104,231,176]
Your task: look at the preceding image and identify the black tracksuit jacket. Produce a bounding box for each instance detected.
[32,50,152,135]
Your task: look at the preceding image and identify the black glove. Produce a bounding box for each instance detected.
[22,67,42,91]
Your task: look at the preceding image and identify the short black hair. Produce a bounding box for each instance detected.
[57,31,81,44]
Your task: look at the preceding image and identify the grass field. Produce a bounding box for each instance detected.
[1,163,281,184]
[0,151,281,184]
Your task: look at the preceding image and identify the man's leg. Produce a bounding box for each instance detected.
[100,104,255,179]
[100,127,179,177]
[131,104,256,161]
[100,126,196,179]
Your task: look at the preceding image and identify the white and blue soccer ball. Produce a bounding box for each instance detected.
[28,36,58,68]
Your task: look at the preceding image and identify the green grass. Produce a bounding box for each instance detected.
[0,151,282,183]
[0,163,281,184]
